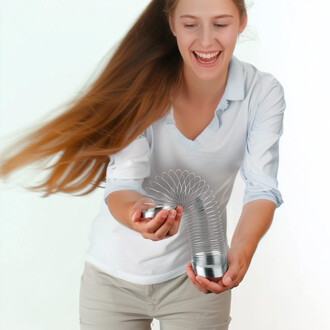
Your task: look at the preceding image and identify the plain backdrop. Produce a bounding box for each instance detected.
[0,0,329,329]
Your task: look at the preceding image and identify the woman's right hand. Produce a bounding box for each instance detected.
[129,197,183,241]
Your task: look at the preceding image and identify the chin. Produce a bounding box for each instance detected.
[193,67,226,82]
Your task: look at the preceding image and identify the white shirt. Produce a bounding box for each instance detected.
[85,56,286,285]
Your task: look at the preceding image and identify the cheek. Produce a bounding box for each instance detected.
[176,34,194,56]
[218,30,239,49]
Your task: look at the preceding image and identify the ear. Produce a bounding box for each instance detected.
[168,16,176,37]
[239,13,248,33]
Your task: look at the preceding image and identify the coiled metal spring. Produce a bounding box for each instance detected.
[145,169,228,278]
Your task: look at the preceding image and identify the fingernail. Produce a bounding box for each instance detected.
[226,277,232,284]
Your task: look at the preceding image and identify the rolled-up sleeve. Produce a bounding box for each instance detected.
[240,79,286,207]
[104,135,150,201]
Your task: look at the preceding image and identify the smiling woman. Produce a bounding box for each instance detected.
[168,0,247,105]
[0,0,285,329]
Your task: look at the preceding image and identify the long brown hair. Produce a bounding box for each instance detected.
[0,0,246,196]
[0,0,183,196]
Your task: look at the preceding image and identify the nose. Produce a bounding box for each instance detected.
[199,25,214,48]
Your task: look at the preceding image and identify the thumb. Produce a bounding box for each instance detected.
[131,198,155,221]
[222,263,239,287]
[131,209,141,223]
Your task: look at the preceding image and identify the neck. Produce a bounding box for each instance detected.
[180,66,229,108]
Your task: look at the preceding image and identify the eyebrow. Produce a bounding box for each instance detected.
[179,14,234,19]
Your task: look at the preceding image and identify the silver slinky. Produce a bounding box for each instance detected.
[144,169,228,278]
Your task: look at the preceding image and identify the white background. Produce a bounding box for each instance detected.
[1,0,329,329]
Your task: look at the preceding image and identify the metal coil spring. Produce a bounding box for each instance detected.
[145,169,228,276]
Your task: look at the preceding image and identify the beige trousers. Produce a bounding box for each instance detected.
[80,262,231,330]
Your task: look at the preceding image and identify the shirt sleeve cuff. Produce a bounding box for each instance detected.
[243,192,283,208]
[104,179,147,203]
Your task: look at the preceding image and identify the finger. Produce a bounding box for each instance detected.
[144,210,169,234]
[196,275,227,294]
[167,206,183,236]
[167,219,179,236]
[175,205,183,218]
[153,210,177,239]
[186,263,209,294]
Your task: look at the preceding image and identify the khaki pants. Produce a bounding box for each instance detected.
[80,262,231,330]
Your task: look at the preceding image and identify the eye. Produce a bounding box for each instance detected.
[214,24,227,28]
[184,24,196,29]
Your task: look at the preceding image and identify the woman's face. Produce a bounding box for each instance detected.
[169,0,247,83]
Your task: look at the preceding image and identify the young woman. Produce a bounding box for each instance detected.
[0,0,285,329]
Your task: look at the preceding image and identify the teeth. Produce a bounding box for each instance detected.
[194,51,220,59]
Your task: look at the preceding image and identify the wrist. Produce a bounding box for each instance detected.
[230,237,258,262]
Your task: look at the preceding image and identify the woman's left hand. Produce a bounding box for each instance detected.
[186,244,253,294]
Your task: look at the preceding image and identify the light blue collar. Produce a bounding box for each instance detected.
[166,56,245,131]
[216,55,245,113]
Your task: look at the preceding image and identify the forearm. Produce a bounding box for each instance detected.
[107,190,145,230]
[231,199,277,259]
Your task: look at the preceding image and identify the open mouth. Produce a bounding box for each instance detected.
[193,51,221,64]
